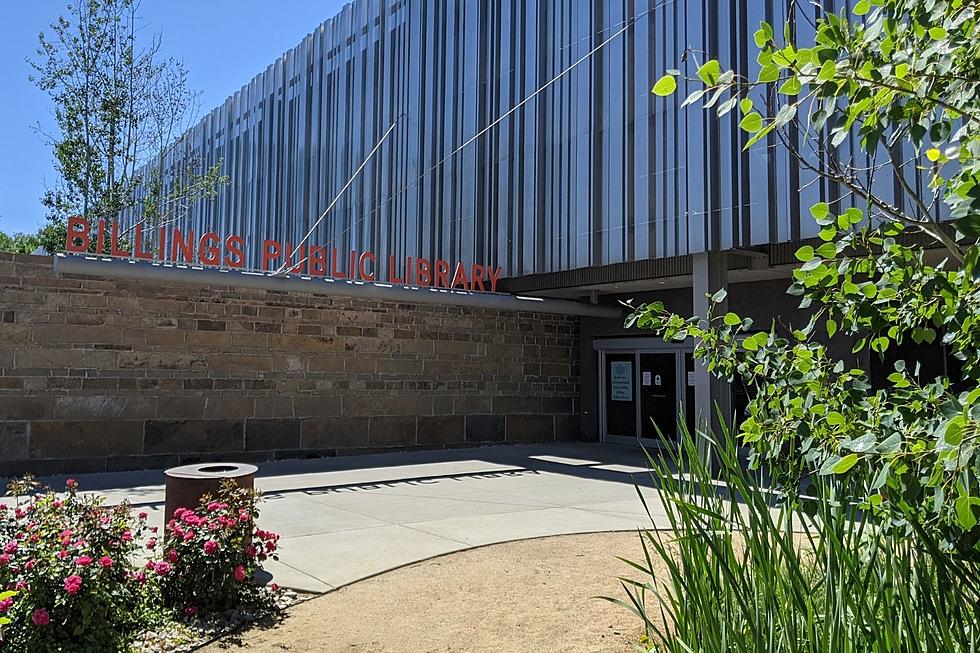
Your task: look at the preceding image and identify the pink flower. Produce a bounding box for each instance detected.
[32,608,50,626]
[56,549,70,560]
[183,531,194,542]
[0,598,13,613]
[184,606,198,617]
[121,531,133,542]
[154,561,171,576]
[25,559,36,570]
[270,583,280,592]
[75,555,93,567]
[3,541,18,554]
[138,512,148,520]
[98,556,113,568]
[150,526,159,534]
[64,575,83,595]
[245,545,257,558]
[203,540,219,555]
[52,500,63,508]
[66,478,78,490]
[167,550,179,563]
[234,565,247,582]
[0,554,9,566]
[146,538,158,550]
[15,581,28,591]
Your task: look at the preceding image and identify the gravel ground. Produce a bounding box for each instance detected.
[131,589,305,653]
[200,531,665,653]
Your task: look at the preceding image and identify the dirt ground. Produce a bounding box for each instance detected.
[204,531,664,653]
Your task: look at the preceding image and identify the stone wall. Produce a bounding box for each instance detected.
[0,254,581,475]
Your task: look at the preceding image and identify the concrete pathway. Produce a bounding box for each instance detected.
[16,443,669,593]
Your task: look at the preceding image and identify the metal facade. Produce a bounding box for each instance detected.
[126,0,931,277]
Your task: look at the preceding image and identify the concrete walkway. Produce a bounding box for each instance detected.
[18,443,669,593]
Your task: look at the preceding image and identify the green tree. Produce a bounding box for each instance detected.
[0,230,41,255]
[30,0,226,253]
[637,0,980,554]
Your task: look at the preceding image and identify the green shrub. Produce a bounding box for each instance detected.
[610,428,980,652]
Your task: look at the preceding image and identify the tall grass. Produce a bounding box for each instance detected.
[610,424,980,652]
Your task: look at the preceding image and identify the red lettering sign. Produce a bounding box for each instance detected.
[63,217,505,293]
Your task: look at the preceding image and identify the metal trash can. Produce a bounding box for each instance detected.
[163,462,258,524]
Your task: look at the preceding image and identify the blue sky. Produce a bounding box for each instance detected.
[0,0,348,235]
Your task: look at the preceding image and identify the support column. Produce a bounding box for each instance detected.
[691,251,731,458]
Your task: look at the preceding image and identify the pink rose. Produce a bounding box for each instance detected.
[184,606,198,617]
[245,545,257,558]
[167,550,179,563]
[98,556,113,568]
[52,500,62,508]
[66,478,78,490]
[121,531,133,542]
[64,575,83,595]
[32,608,50,626]
[25,559,36,570]
[234,565,247,582]
[0,554,9,566]
[138,512,148,520]
[3,541,18,554]
[203,540,219,555]
[154,561,171,576]
[0,598,13,613]
[146,538,158,550]
[15,581,28,591]
[75,555,93,567]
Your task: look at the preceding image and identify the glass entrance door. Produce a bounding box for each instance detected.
[639,353,678,440]
[597,340,695,447]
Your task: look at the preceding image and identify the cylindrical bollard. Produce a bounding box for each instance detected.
[163,463,258,525]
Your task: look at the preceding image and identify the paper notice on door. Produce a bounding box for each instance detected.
[642,371,652,386]
[687,371,696,386]
[610,361,633,401]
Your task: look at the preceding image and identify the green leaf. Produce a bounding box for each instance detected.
[758,65,780,83]
[652,75,677,97]
[739,112,764,133]
[832,453,860,474]
[739,98,754,114]
[825,319,837,338]
[723,312,741,326]
[816,60,837,82]
[753,21,773,48]
[697,60,722,85]
[955,497,978,530]
[777,77,802,96]
[810,202,830,219]
[853,0,870,15]
[816,242,837,258]
[826,411,845,426]
[929,26,947,40]
[943,416,965,447]
[711,288,728,303]
[795,245,815,261]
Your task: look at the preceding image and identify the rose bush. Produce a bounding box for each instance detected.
[0,479,151,652]
[0,477,281,651]
[157,480,280,615]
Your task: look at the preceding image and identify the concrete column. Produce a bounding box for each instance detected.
[691,251,731,458]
